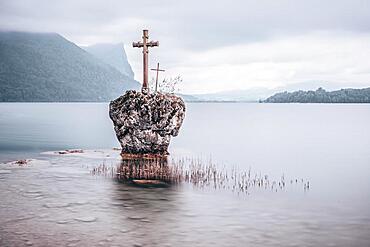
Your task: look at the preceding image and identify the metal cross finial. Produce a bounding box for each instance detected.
[133,30,159,94]
[151,62,165,93]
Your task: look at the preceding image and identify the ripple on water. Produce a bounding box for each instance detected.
[127,215,146,221]
[38,213,50,218]
[67,238,80,242]
[74,216,97,223]
[56,220,71,224]
[183,212,198,218]
[12,215,37,223]
[66,243,78,247]
[25,190,43,193]
[69,200,89,206]
[0,169,12,174]
[66,238,80,247]
[25,241,33,246]
[66,208,78,213]
[43,202,70,208]
[24,190,43,199]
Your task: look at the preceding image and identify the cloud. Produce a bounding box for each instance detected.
[1,0,370,92]
[165,31,370,93]
[1,0,369,47]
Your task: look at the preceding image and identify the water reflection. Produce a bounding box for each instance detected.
[109,158,182,246]
[117,157,169,180]
[114,157,183,189]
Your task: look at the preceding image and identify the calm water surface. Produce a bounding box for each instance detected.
[0,103,369,246]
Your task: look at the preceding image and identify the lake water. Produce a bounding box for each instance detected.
[0,103,370,246]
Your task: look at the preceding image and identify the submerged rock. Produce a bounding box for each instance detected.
[109,90,185,156]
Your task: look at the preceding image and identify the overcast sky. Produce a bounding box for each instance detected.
[1,0,370,93]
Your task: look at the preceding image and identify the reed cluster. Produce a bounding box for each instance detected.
[90,156,309,193]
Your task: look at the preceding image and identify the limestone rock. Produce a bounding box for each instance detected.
[109,90,185,155]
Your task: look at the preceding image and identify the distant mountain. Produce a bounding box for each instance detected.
[192,87,275,102]
[176,93,199,102]
[190,82,370,102]
[82,43,134,78]
[264,87,370,103]
[0,31,139,102]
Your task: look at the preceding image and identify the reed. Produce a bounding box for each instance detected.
[90,156,309,193]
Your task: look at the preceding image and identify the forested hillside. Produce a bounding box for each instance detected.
[0,31,139,102]
[264,87,370,103]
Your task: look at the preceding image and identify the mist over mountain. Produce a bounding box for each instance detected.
[0,31,139,102]
[82,43,134,78]
[192,81,370,102]
[1,31,368,103]
[192,88,274,102]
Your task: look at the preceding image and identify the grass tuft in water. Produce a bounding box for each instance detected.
[90,156,310,194]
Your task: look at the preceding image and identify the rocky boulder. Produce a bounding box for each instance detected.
[109,90,185,156]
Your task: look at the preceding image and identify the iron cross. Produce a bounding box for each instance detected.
[151,63,165,93]
[133,30,159,94]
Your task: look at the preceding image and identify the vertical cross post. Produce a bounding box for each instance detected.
[151,62,165,93]
[133,30,159,94]
[142,30,148,93]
